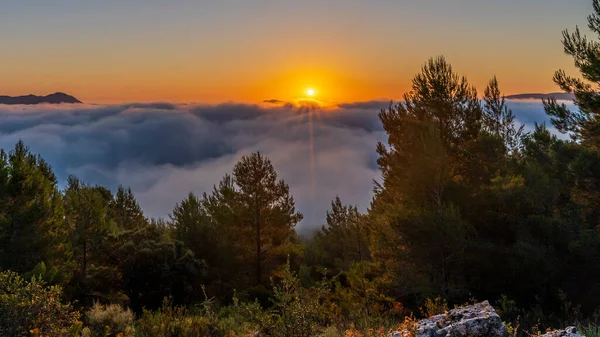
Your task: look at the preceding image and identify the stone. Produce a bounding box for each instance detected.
[566,327,578,334]
[392,301,507,337]
[538,326,584,337]
[387,302,587,337]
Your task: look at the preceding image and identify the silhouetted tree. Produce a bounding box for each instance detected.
[233,152,302,285]
[371,57,481,299]
[201,174,247,297]
[544,0,600,147]
[111,185,146,231]
[483,76,525,153]
[0,141,71,284]
[64,175,115,305]
[116,221,205,313]
[309,197,370,276]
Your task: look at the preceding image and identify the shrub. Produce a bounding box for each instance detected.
[135,296,250,337]
[576,323,600,337]
[317,326,343,337]
[496,295,519,323]
[420,297,448,317]
[245,260,328,337]
[325,262,403,330]
[0,271,82,337]
[136,298,206,337]
[85,302,135,336]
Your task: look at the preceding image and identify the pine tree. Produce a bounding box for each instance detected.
[232,152,302,285]
[111,185,146,231]
[543,0,600,227]
[542,0,600,147]
[0,141,71,284]
[483,76,525,153]
[371,57,480,298]
[110,187,205,312]
[116,222,205,312]
[201,174,247,295]
[63,175,115,305]
[171,192,208,250]
[314,197,370,274]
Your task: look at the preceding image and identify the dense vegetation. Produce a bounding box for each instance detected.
[3,2,600,336]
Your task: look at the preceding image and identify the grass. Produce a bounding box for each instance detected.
[576,323,600,337]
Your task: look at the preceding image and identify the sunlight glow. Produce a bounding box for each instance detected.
[307,89,315,97]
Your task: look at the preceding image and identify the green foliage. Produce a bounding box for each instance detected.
[111,185,147,231]
[307,197,371,278]
[116,222,206,313]
[136,296,250,337]
[504,318,520,337]
[171,184,242,301]
[84,302,135,337]
[244,260,327,337]
[233,152,303,285]
[170,152,303,304]
[0,271,82,337]
[64,176,118,306]
[483,76,526,154]
[367,47,600,324]
[419,297,448,318]
[172,192,209,253]
[496,295,519,323]
[6,2,600,332]
[0,141,72,284]
[136,298,214,337]
[326,262,403,330]
[544,0,600,147]
[371,57,484,300]
[269,264,326,336]
[200,175,248,297]
[577,323,600,337]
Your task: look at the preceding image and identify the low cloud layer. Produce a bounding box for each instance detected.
[0,99,572,233]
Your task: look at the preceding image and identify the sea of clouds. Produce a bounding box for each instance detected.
[0,99,572,234]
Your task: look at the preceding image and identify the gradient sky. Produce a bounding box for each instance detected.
[0,1,593,104]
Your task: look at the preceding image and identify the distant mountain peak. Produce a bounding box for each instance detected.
[0,93,82,105]
[505,92,575,101]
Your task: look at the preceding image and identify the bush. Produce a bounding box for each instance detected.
[136,299,207,337]
[135,296,250,337]
[420,297,448,317]
[245,260,327,337]
[325,262,403,330]
[576,323,600,337]
[0,271,82,337]
[84,302,135,336]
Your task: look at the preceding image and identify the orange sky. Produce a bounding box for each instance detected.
[0,1,591,104]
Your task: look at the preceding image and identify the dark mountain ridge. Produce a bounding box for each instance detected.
[0,92,82,105]
[505,92,575,101]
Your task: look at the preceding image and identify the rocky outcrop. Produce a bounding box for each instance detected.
[389,301,589,337]
[391,301,507,337]
[538,326,584,337]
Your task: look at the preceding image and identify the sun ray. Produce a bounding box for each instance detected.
[308,105,317,223]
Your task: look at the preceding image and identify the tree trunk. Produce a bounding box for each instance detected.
[356,222,363,262]
[220,265,225,294]
[83,240,87,276]
[83,239,88,306]
[255,205,261,284]
[441,254,449,297]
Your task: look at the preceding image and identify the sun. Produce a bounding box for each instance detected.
[306,89,315,97]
